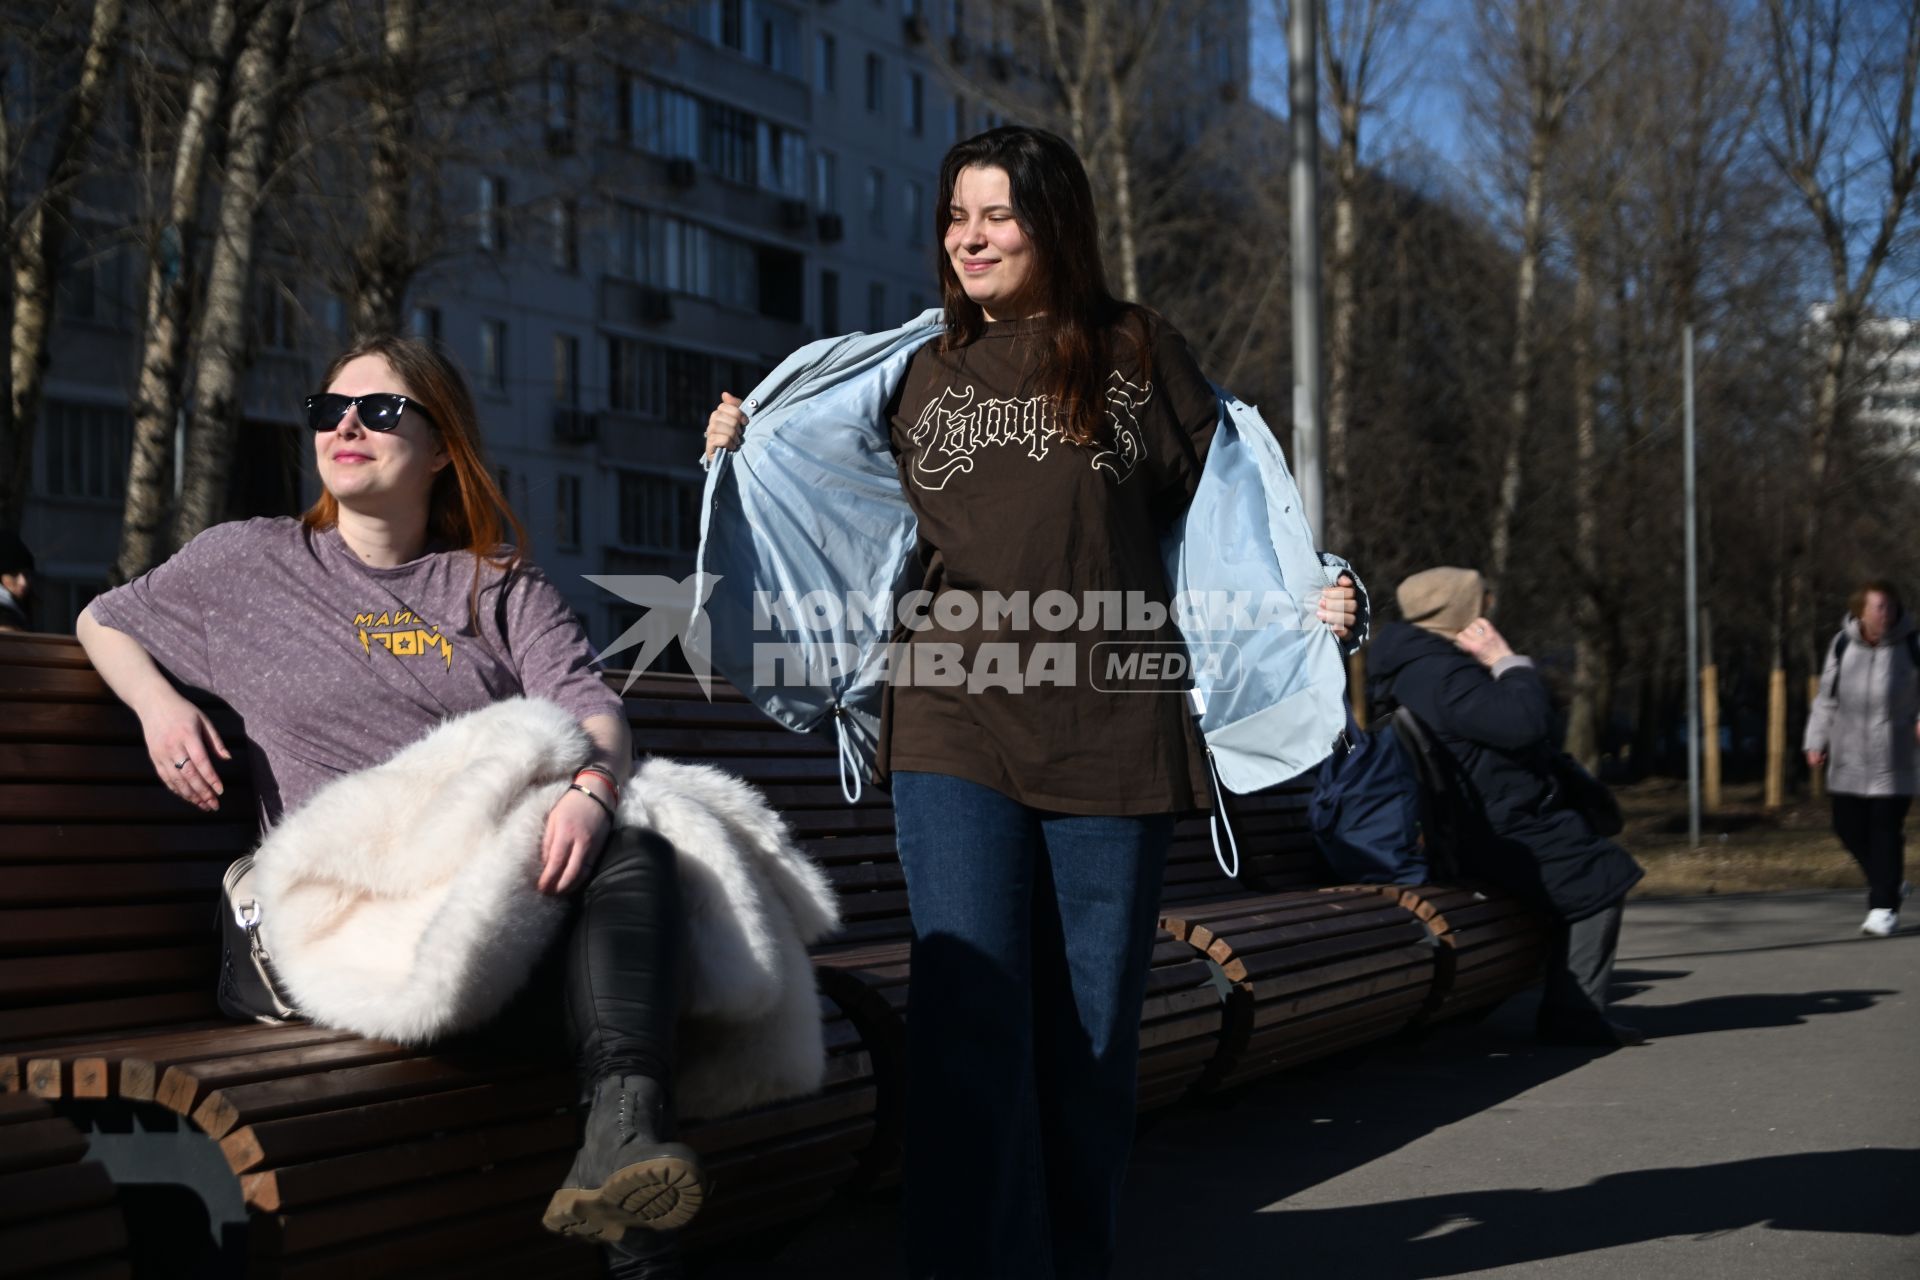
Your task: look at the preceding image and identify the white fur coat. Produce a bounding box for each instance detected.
[251,697,843,1120]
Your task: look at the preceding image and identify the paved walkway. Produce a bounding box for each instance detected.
[705,891,1917,1278]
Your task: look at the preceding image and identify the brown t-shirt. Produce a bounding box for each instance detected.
[881,313,1218,815]
[88,517,624,830]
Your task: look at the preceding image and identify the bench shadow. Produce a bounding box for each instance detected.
[1187,1147,1920,1278]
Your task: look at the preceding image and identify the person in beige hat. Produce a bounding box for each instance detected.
[1368,567,1646,1048]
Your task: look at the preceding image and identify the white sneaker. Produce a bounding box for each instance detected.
[1861,909,1898,937]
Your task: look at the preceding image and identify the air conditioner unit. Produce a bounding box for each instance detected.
[816,212,845,243]
[553,407,599,444]
[780,198,810,230]
[666,157,696,187]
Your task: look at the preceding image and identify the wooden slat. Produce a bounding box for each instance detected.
[195,1058,532,1139]
[117,1025,368,1102]
[155,1039,425,1118]
[0,946,216,1003]
[0,990,222,1052]
[0,822,255,862]
[0,1116,88,1175]
[0,1205,128,1277]
[221,1071,576,1174]
[0,783,249,823]
[242,1111,579,1212]
[0,1160,116,1223]
[0,861,226,906]
[0,903,211,956]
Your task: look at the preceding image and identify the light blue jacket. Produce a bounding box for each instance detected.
[692,311,1364,850]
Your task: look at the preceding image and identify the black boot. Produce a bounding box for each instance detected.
[543,827,708,1243]
[605,1224,687,1279]
[544,1073,706,1240]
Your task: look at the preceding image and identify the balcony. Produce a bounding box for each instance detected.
[553,406,599,444]
[600,278,675,327]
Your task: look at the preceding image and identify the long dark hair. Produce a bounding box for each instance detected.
[934,126,1149,448]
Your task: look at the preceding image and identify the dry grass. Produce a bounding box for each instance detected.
[1617,778,1900,898]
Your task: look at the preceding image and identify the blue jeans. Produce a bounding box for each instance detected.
[890,771,1175,1280]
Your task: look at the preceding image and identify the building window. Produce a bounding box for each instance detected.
[814,150,838,212]
[821,269,840,333]
[705,102,757,185]
[625,78,699,158]
[556,474,582,551]
[56,236,130,328]
[719,0,745,51]
[946,0,964,35]
[608,336,665,416]
[756,2,800,76]
[551,199,579,272]
[481,319,508,394]
[38,400,131,502]
[554,333,581,405]
[617,471,699,551]
[950,93,967,140]
[904,70,924,135]
[477,175,507,252]
[756,120,807,198]
[409,305,441,342]
[904,180,925,246]
[865,167,885,237]
[816,32,836,93]
[868,281,886,331]
[253,276,299,351]
[865,53,883,113]
[546,59,576,143]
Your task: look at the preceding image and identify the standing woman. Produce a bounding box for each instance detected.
[77,337,699,1277]
[705,127,1356,1278]
[1805,579,1920,937]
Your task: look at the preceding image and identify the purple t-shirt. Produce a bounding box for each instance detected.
[89,517,623,830]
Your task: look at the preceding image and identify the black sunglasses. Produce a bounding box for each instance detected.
[304,392,435,434]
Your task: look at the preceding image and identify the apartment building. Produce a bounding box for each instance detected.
[18,0,1251,653]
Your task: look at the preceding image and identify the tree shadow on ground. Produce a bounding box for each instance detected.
[1232,1147,1918,1278]
[1618,988,1895,1038]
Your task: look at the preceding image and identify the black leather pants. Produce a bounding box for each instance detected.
[563,826,686,1092]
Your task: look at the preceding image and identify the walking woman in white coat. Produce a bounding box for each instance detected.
[1805,579,1920,937]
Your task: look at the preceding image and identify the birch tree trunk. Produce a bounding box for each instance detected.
[115,0,242,583]
[349,0,417,338]
[0,0,126,535]
[170,0,298,548]
[1564,242,1603,768]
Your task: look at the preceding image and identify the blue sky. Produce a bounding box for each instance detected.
[1247,1,1479,184]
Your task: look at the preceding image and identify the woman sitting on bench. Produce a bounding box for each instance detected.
[76,336,694,1278]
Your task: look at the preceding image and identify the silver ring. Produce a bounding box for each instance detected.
[173,756,189,770]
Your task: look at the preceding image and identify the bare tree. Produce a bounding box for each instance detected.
[114,0,244,583]
[1313,0,1416,550]
[0,0,126,535]
[1764,0,1920,671]
[169,0,300,547]
[1474,0,1605,589]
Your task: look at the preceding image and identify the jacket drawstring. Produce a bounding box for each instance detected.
[1202,743,1240,879]
[833,707,864,806]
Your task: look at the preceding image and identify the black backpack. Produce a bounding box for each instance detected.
[1371,699,1473,881]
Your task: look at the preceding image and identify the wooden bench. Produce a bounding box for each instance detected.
[0,631,1547,1272]
[0,1090,130,1278]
